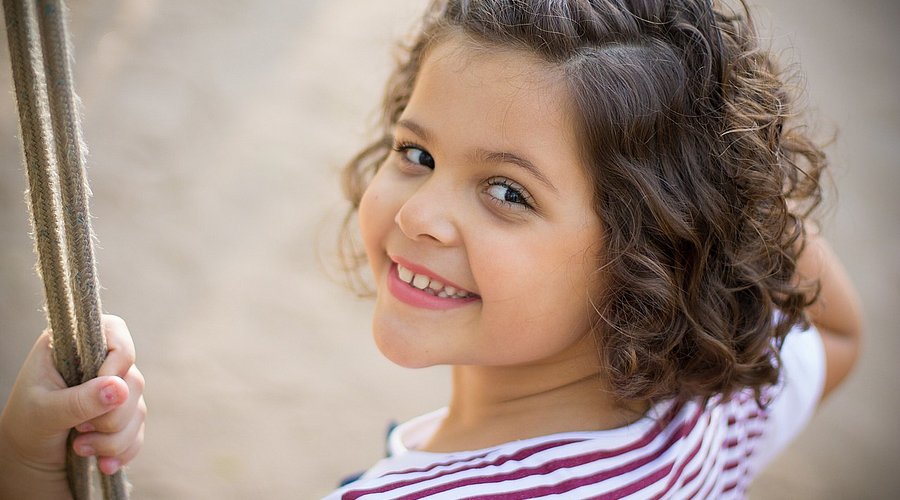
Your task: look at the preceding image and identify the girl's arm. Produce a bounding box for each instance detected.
[796,231,864,401]
[0,316,145,500]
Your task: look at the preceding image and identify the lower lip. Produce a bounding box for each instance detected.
[386,263,480,310]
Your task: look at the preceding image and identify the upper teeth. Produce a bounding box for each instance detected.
[397,264,474,299]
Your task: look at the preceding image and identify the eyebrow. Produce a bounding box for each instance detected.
[476,149,558,194]
[397,119,432,142]
[396,118,559,194]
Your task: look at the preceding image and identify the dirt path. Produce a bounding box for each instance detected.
[1,1,897,497]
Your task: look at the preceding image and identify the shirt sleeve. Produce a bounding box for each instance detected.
[750,323,827,470]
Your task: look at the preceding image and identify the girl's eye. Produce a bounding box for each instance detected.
[394,143,435,170]
[485,178,533,210]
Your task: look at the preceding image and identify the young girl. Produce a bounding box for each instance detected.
[1,0,862,498]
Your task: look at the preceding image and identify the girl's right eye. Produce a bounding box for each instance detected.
[393,143,435,170]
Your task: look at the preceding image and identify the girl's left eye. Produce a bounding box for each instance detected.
[395,143,435,169]
[484,178,534,210]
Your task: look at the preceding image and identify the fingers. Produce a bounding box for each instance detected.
[97,315,136,379]
[76,365,145,434]
[0,318,145,481]
[72,402,145,474]
[97,425,144,475]
[67,315,145,474]
[41,376,129,431]
[71,314,141,433]
[67,316,145,475]
[17,315,145,475]
[72,406,142,459]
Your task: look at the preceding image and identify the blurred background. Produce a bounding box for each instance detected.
[1,0,897,498]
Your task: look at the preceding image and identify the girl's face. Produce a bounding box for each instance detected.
[359,37,603,369]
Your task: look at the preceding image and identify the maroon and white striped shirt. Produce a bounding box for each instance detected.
[327,326,824,499]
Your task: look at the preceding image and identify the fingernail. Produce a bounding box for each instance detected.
[97,458,122,476]
[76,423,95,433]
[101,458,121,475]
[77,443,95,456]
[101,384,119,405]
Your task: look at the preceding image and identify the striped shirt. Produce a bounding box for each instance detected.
[327,326,824,499]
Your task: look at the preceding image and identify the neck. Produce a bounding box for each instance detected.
[421,336,648,453]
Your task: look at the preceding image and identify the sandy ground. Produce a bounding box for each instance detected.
[1,1,897,498]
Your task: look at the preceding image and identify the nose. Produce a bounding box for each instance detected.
[394,178,460,246]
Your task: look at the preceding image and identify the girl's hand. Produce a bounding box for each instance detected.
[0,315,145,496]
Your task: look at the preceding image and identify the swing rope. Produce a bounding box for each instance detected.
[3,0,128,498]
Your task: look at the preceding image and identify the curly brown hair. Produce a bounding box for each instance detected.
[340,0,826,403]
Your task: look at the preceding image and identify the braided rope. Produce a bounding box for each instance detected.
[3,0,128,498]
[37,0,106,386]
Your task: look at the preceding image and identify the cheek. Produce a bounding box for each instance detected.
[358,190,376,248]
[472,233,596,307]
[358,175,393,257]
[470,233,599,357]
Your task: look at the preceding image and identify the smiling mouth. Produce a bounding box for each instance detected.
[395,263,479,299]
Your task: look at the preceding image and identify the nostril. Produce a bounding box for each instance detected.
[394,186,459,245]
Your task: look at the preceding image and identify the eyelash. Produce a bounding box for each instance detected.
[390,140,535,212]
[392,141,433,170]
[484,177,534,211]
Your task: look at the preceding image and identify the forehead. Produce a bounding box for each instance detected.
[405,34,582,162]
[422,35,567,101]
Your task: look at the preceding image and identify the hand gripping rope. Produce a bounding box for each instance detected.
[3,0,129,498]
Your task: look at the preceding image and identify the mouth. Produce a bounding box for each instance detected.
[386,259,480,310]
[395,263,479,299]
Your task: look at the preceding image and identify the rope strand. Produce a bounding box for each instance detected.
[37,0,106,386]
[3,0,129,498]
[3,0,80,387]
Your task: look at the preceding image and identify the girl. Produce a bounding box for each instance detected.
[1,0,862,498]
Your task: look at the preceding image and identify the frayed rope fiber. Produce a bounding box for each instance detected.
[2,0,129,498]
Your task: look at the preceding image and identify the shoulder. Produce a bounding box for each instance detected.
[746,322,826,469]
[327,400,754,499]
[326,330,825,499]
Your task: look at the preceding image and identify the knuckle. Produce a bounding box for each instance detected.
[90,418,111,434]
[95,441,121,458]
[102,314,126,328]
[70,391,93,422]
[92,412,120,433]
[129,367,145,393]
[95,435,129,458]
[119,445,139,466]
[119,430,145,465]
[103,316,136,364]
[102,316,127,338]
[114,440,131,457]
[102,315,126,335]
[120,348,136,368]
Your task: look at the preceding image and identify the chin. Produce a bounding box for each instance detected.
[372,327,438,369]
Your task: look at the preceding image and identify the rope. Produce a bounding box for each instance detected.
[3,1,129,498]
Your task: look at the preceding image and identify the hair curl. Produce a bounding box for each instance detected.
[341,0,826,403]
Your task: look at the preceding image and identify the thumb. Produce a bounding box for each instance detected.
[46,376,129,430]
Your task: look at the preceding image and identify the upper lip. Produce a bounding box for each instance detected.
[390,254,476,295]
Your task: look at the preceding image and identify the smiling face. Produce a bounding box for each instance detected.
[358,36,603,369]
